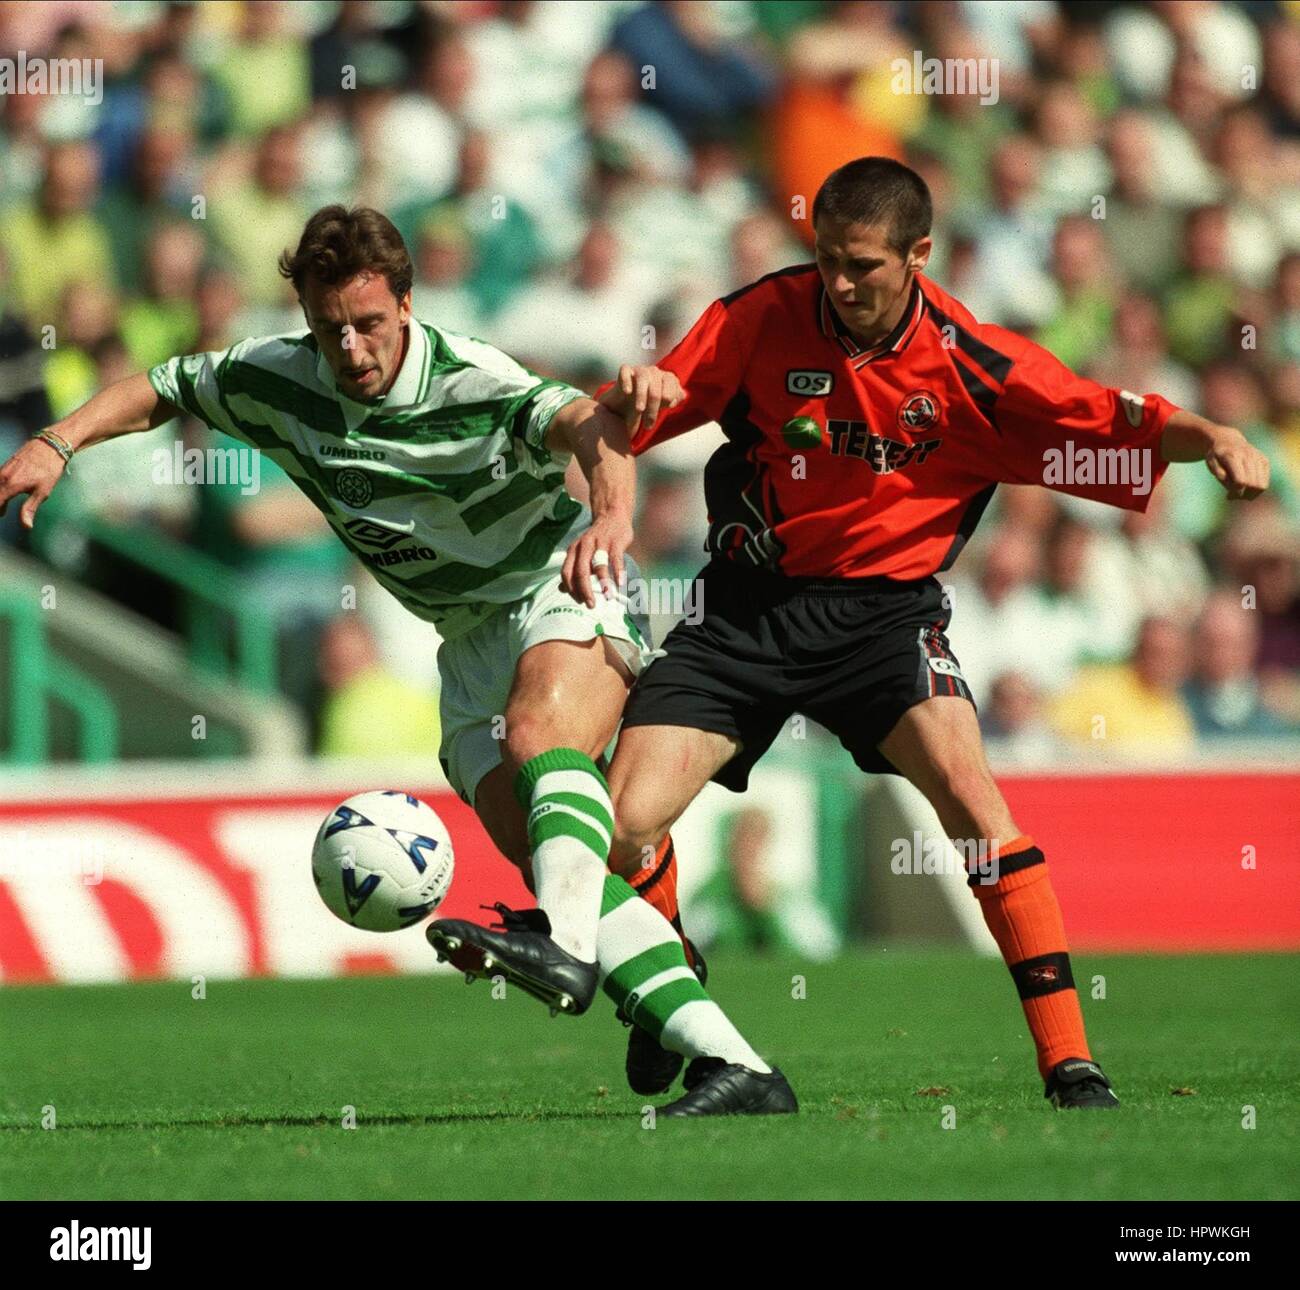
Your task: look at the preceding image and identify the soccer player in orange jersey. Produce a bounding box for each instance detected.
[594,157,1269,1110]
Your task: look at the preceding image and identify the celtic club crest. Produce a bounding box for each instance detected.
[335,467,373,508]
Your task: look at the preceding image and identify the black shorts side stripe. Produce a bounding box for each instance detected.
[918,624,955,697]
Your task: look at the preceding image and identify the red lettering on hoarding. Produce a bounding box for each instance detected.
[0,788,530,984]
[0,879,52,983]
[89,879,166,978]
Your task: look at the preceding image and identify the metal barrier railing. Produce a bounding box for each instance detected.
[32,495,279,695]
[0,587,119,764]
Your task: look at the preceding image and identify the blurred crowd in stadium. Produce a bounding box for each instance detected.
[1,0,1299,765]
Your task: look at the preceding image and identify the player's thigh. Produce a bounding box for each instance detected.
[473,762,534,888]
[606,723,741,875]
[502,636,632,773]
[878,695,1019,842]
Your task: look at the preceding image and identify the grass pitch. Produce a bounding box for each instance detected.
[1,950,1295,1200]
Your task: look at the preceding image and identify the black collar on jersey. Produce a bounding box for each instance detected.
[819,277,926,367]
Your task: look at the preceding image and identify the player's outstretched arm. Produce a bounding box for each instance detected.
[0,371,179,528]
[548,397,636,609]
[597,364,685,433]
[1160,408,1270,501]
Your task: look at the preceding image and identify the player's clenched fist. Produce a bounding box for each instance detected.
[1205,427,1270,501]
[0,435,69,529]
[599,364,684,432]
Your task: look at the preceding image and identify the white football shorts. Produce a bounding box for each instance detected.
[436,558,657,805]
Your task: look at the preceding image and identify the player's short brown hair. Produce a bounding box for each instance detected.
[278,205,414,302]
[813,157,932,256]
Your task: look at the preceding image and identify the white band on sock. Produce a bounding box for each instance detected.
[526,767,614,963]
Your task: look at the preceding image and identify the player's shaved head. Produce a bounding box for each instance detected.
[812,157,932,256]
[812,158,933,346]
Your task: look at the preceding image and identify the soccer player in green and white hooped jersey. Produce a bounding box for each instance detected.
[0,206,794,1117]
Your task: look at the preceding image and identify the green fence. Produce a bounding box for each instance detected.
[0,586,119,764]
[33,495,280,695]
[4,494,283,763]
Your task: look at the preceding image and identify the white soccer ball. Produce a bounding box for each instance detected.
[311,790,455,932]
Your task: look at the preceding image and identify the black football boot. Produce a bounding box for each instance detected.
[1045,1057,1120,1108]
[624,938,708,1094]
[657,1061,798,1118]
[427,903,598,1016]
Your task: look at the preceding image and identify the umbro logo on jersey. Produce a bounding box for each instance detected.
[786,369,834,397]
[828,419,942,474]
[343,518,406,550]
[320,444,387,460]
[361,544,435,568]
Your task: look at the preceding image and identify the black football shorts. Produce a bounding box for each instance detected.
[620,560,976,791]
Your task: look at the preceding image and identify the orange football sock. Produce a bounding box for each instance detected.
[627,834,695,969]
[968,835,1092,1080]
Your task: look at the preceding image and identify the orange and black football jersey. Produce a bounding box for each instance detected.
[632,265,1178,580]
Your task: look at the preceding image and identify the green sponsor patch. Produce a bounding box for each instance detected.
[781,416,823,449]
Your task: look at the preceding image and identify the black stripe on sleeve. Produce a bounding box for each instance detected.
[720,262,818,308]
[926,302,1014,385]
[952,353,1003,433]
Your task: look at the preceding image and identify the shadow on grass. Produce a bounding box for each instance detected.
[0,1108,620,1133]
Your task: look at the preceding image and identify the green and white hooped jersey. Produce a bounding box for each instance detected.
[148,320,590,640]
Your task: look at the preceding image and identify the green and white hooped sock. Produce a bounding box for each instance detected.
[514,748,612,963]
[598,874,770,1072]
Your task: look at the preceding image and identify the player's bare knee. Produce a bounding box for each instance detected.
[608,796,663,875]
[501,710,558,774]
